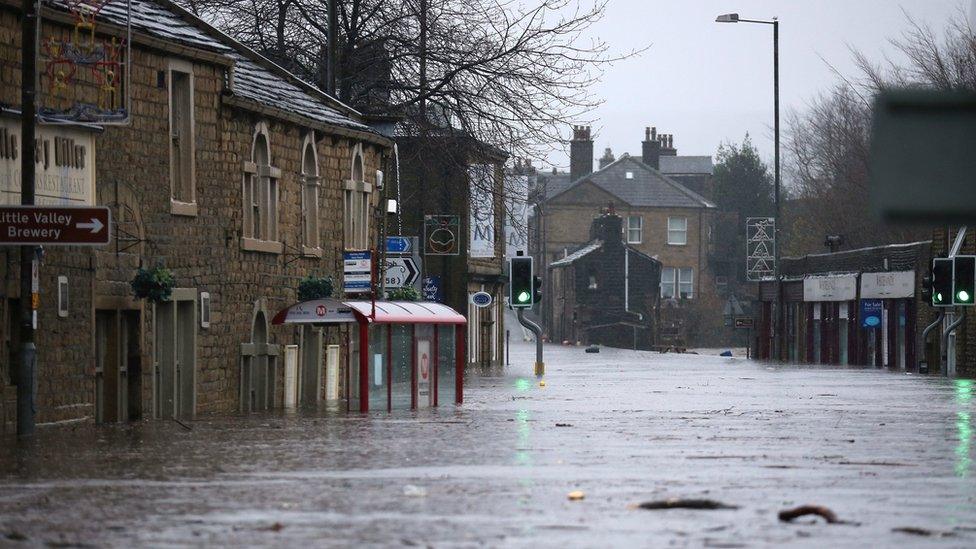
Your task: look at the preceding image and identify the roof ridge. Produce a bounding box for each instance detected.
[155,0,364,120]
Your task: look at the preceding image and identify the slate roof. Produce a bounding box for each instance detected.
[550,239,661,269]
[660,155,714,175]
[547,155,715,209]
[533,171,573,202]
[46,0,374,134]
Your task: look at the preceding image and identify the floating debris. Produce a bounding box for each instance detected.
[635,499,739,510]
[567,491,585,501]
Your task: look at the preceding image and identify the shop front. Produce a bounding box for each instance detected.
[273,299,466,412]
[859,271,916,369]
[802,274,857,365]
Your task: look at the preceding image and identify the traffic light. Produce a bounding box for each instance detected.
[509,257,533,308]
[533,275,543,304]
[932,257,953,307]
[921,267,934,304]
[953,255,976,305]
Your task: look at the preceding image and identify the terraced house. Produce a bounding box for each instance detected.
[0,0,393,431]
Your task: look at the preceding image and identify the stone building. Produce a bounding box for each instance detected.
[549,211,661,349]
[394,135,507,368]
[0,0,392,431]
[530,125,725,346]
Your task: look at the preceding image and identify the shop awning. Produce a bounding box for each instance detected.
[344,301,467,325]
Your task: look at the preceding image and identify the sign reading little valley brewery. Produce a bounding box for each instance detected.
[0,206,110,245]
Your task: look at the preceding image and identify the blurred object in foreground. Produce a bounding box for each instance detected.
[870,90,976,224]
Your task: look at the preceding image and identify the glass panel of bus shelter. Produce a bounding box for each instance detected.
[349,326,360,411]
[415,325,434,408]
[369,325,388,411]
[437,325,457,407]
[391,324,412,410]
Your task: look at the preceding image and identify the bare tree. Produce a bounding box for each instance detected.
[783,11,976,256]
[180,0,631,162]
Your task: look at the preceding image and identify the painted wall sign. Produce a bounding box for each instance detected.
[803,274,857,302]
[860,299,883,329]
[468,164,495,258]
[470,291,493,308]
[504,173,529,260]
[860,271,915,299]
[424,215,460,256]
[0,118,97,205]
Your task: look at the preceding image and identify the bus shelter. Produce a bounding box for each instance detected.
[272,299,466,412]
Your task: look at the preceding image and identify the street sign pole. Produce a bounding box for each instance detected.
[17,0,38,436]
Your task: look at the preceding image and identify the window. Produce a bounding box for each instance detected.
[169,60,195,213]
[343,144,372,250]
[625,171,634,179]
[301,134,320,251]
[667,216,688,245]
[242,123,281,252]
[661,267,694,299]
[627,215,642,244]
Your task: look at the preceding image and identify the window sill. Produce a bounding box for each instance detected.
[302,246,323,258]
[170,200,198,217]
[666,242,688,247]
[242,238,283,254]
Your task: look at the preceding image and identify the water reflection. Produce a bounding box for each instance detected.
[956,380,973,477]
[515,408,531,466]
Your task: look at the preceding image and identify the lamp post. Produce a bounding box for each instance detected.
[716,12,781,360]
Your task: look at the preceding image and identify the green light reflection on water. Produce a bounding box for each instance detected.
[515,408,532,466]
[956,380,973,478]
[515,378,531,393]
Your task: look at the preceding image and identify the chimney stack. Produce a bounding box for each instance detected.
[642,126,662,169]
[660,134,677,157]
[570,125,593,182]
[589,210,624,245]
[598,147,615,170]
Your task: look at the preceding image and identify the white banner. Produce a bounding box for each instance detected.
[860,271,915,299]
[504,173,529,259]
[469,164,495,258]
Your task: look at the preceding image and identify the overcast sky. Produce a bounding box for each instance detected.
[545,0,970,170]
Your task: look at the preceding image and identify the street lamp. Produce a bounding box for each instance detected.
[716,12,782,360]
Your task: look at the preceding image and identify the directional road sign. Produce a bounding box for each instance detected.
[0,206,111,246]
[383,257,420,288]
[386,236,412,254]
[733,317,755,329]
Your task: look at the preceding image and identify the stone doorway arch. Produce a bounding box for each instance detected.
[240,300,279,411]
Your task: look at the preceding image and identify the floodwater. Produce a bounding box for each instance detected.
[2,342,976,547]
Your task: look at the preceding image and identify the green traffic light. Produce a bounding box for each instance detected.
[517,291,531,303]
[935,292,944,303]
[958,290,972,303]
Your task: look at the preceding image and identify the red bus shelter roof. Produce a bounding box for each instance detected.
[343,301,467,325]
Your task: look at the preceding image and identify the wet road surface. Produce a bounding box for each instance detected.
[2,342,976,547]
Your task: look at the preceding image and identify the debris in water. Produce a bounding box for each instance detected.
[539,380,547,387]
[892,527,955,537]
[585,346,600,353]
[778,505,848,524]
[567,491,585,501]
[403,485,428,497]
[555,423,573,427]
[634,499,739,510]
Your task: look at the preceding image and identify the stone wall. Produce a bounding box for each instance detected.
[0,8,387,428]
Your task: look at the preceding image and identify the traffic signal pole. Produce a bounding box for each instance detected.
[516,308,544,377]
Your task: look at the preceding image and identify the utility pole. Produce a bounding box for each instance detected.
[327,0,338,95]
[18,0,39,436]
[772,18,782,361]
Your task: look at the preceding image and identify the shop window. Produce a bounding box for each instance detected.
[627,215,642,244]
[242,123,281,252]
[667,216,688,245]
[168,59,195,213]
[344,144,371,250]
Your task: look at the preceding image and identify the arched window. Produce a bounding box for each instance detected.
[343,144,371,249]
[242,122,281,248]
[301,133,320,249]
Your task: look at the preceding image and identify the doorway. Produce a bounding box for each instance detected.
[95,309,142,423]
[241,309,277,412]
[154,292,196,419]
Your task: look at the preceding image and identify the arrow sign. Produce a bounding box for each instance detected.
[0,206,111,246]
[383,257,420,288]
[386,236,412,254]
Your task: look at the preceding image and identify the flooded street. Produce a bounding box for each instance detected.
[3,342,976,547]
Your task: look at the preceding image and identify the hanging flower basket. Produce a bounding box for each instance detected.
[130,267,175,303]
[387,286,421,301]
[298,275,334,302]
